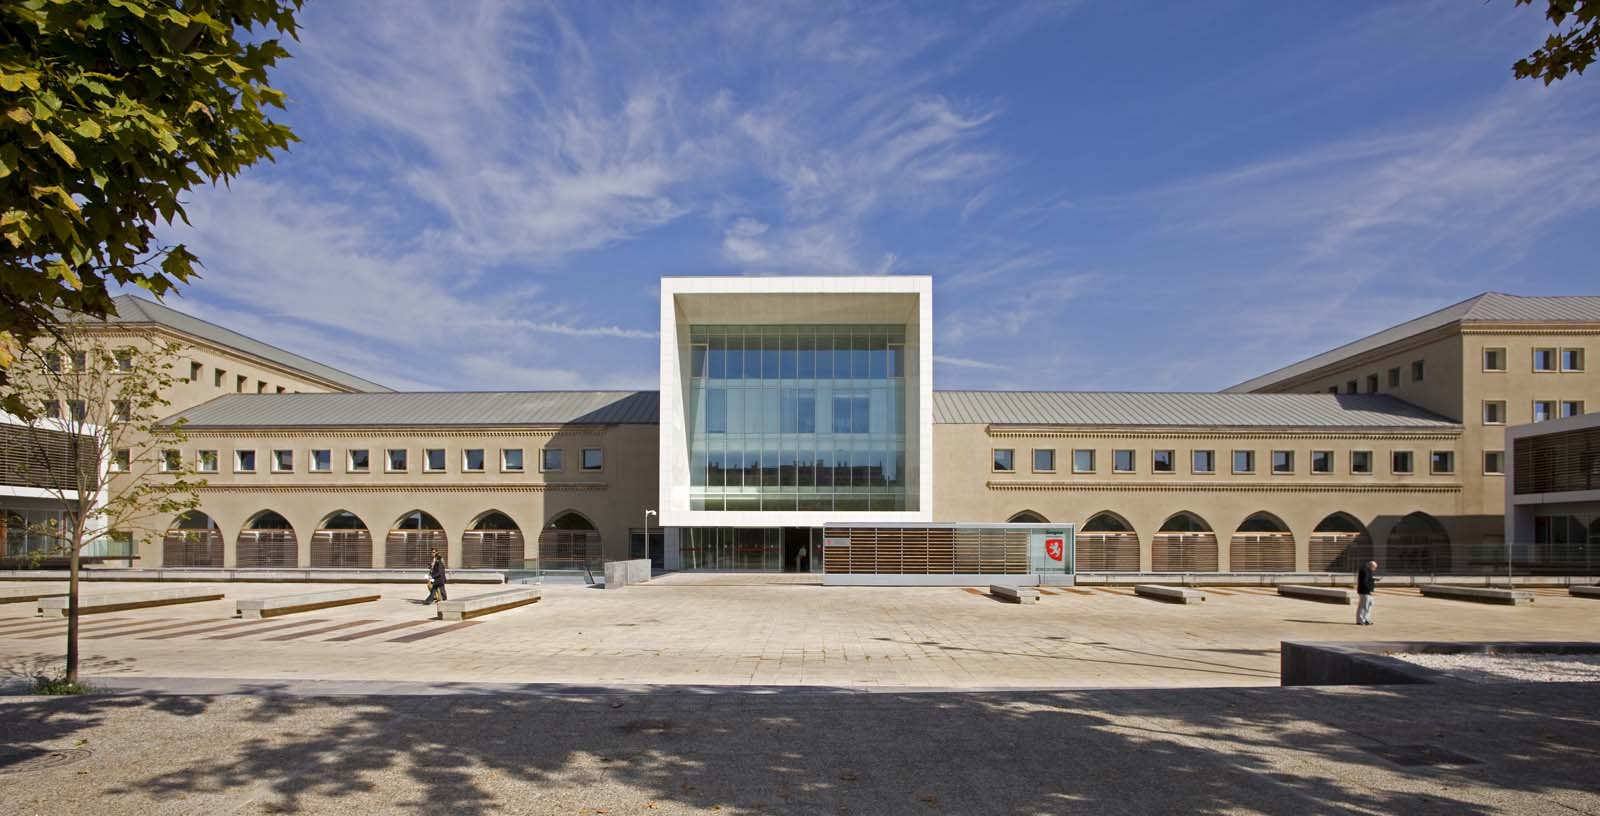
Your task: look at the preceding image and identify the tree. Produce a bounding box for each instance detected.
[1514,0,1600,83]
[2,326,202,687]
[0,0,303,416]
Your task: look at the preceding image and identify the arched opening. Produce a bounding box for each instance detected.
[539,510,601,572]
[1229,511,1295,572]
[1007,510,1048,523]
[1153,511,1217,572]
[1311,512,1373,573]
[312,510,372,569]
[237,510,297,568]
[1388,512,1451,573]
[462,511,525,569]
[163,510,223,568]
[1078,511,1140,572]
[387,510,446,569]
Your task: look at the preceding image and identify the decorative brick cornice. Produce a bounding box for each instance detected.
[1459,324,1600,337]
[985,427,1460,441]
[986,480,1461,494]
[196,482,608,494]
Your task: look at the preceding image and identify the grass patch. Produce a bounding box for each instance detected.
[32,676,92,696]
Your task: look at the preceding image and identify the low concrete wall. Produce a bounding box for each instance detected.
[38,586,225,617]
[1282,641,1600,687]
[1075,573,1592,587]
[1134,585,1205,604]
[0,568,506,585]
[823,574,1076,587]
[602,559,652,589]
[1419,585,1534,605]
[437,587,541,621]
[1278,585,1356,605]
[237,587,382,619]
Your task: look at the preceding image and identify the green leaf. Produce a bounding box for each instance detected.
[41,132,78,166]
[73,119,103,139]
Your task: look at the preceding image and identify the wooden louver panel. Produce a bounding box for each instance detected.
[311,529,372,568]
[822,526,1029,575]
[1228,533,1295,572]
[1310,532,1371,573]
[162,529,224,568]
[1152,532,1218,572]
[386,530,446,569]
[537,530,601,571]
[1077,533,1140,572]
[236,530,297,568]
[462,530,525,569]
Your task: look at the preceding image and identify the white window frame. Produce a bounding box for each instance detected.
[1430,450,1455,475]
[1484,450,1505,476]
[109,449,130,473]
[1350,450,1373,475]
[271,449,294,473]
[1071,449,1095,474]
[310,449,332,473]
[1191,449,1215,474]
[386,448,409,473]
[581,447,605,472]
[196,449,219,473]
[1232,449,1255,475]
[1532,400,1555,423]
[1031,448,1056,474]
[1310,450,1333,474]
[234,449,257,473]
[1483,400,1505,425]
[1561,400,1585,418]
[1112,449,1136,474]
[1271,450,1295,475]
[990,448,1015,474]
[540,447,565,473]
[462,448,486,472]
[1151,449,1176,474]
[1560,347,1585,372]
[501,448,525,473]
[1392,450,1414,475]
[1482,347,1506,372]
[347,449,371,473]
[1533,348,1557,372]
[423,448,447,473]
[159,449,181,473]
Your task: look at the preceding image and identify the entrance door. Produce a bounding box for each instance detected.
[782,527,814,573]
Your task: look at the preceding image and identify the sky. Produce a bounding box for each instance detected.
[143,0,1600,393]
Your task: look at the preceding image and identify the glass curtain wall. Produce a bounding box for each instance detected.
[686,325,909,512]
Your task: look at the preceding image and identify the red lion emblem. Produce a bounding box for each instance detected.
[1045,537,1064,561]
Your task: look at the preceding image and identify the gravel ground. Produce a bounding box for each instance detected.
[1391,652,1600,683]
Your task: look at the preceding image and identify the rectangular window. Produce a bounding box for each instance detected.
[1032,449,1055,473]
[582,448,604,471]
[1072,449,1095,473]
[1345,380,1357,395]
[1484,450,1505,475]
[1366,374,1379,393]
[1327,385,1338,394]
[276,386,286,394]
[1232,450,1255,474]
[1561,348,1585,372]
[1533,348,1556,372]
[1387,367,1400,387]
[214,369,225,387]
[45,352,62,373]
[462,449,485,472]
[1561,400,1585,418]
[992,449,1015,473]
[1351,450,1373,474]
[189,361,203,382]
[235,449,256,473]
[1411,360,1425,382]
[1533,400,1555,422]
[71,351,87,371]
[1113,449,1135,473]
[501,448,524,472]
[1311,450,1333,473]
[159,449,181,472]
[197,450,218,473]
[1430,451,1455,474]
[109,449,130,473]
[43,401,60,419]
[236,374,247,393]
[348,449,370,472]
[1272,450,1294,474]
[1392,450,1414,474]
[271,449,293,472]
[1483,348,1505,371]
[541,448,564,472]
[1192,449,1215,474]
[1483,400,1505,425]
[424,448,446,472]
[114,350,133,372]
[310,449,331,472]
[68,400,86,422]
[386,449,408,472]
[1152,450,1175,473]
[112,400,130,422]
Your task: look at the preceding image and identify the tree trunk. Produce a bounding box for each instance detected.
[66,537,80,684]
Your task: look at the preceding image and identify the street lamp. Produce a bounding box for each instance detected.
[643,509,657,565]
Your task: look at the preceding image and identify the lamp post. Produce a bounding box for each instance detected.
[643,509,657,565]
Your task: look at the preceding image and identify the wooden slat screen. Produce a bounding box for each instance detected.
[1152,532,1218,572]
[386,530,446,569]
[1514,426,1600,495]
[236,530,297,568]
[537,530,601,571]
[823,526,1030,575]
[1077,533,1140,572]
[462,530,525,569]
[311,529,373,568]
[162,529,223,568]
[1310,532,1371,573]
[0,424,96,492]
[1228,533,1295,572]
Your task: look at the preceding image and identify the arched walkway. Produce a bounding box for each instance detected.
[1153,511,1218,572]
[1229,511,1295,572]
[1388,512,1451,573]
[1007,510,1048,523]
[237,510,297,568]
[1077,511,1139,572]
[539,510,602,572]
[163,511,223,568]
[462,510,525,569]
[1310,512,1373,573]
[387,510,446,569]
[312,510,372,569]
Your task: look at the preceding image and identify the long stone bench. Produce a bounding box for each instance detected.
[1419,585,1534,605]
[1568,585,1600,599]
[236,587,381,620]
[37,586,224,618]
[990,584,1039,604]
[436,587,541,621]
[1135,585,1206,604]
[1277,585,1355,605]
[0,586,66,605]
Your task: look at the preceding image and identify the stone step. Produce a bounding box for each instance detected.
[237,587,382,619]
[436,587,541,621]
[37,586,225,617]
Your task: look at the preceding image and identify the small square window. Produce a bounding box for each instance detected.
[582,448,605,471]
[1483,348,1505,371]
[236,374,247,393]
[235,450,256,472]
[112,400,130,422]
[424,448,446,472]
[159,449,181,472]
[256,380,267,394]
[189,361,203,382]
[1071,449,1095,473]
[197,450,218,473]
[45,352,62,373]
[1561,348,1585,372]
[1533,348,1556,372]
[1350,450,1373,474]
[1032,449,1055,472]
[1392,450,1414,474]
[1533,400,1555,422]
[271,449,293,472]
[387,449,408,472]
[1272,450,1294,474]
[992,449,1015,473]
[1311,450,1333,473]
[1484,450,1505,475]
[1192,450,1215,474]
[68,400,86,422]
[1113,449,1135,473]
[1232,450,1255,474]
[542,448,565,472]
[214,369,225,388]
[1430,451,1455,474]
[348,449,370,472]
[310,449,331,472]
[1387,367,1400,387]
[1327,386,1338,394]
[42,401,61,420]
[1366,374,1379,393]
[502,448,525,472]
[71,351,87,371]
[1345,380,1358,395]
[1561,400,1585,418]
[109,449,130,473]
[1483,401,1505,425]
[114,350,133,372]
[463,449,485,472]
[1152,450,1175,473]
[1411,360,1425,381]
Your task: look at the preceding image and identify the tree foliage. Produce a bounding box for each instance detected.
[0,0,302,412]
[1514,0,1600,83]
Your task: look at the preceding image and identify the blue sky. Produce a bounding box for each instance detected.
[146,1,1600,392]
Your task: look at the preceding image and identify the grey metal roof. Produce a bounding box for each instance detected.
[1225,292,1600,393]
[932,391,1458,428]
[95,295,391,393]
[163,391,659,428]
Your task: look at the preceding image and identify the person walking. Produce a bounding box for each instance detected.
[427,549,448,604]
[1356,560,1378,625]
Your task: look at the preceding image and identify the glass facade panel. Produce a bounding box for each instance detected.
[687,325,910,512]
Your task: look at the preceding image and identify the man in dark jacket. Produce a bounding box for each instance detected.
[1356,560,1378,625]
[425,549,447,604]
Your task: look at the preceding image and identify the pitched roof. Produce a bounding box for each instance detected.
[164,391,659,428]
[1225,292,1600,393]
[93,295,391,393]
[931,391,1457,428]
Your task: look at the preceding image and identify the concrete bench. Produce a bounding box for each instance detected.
[1568,585,1600,599]
[1419,585,1534,606]
[236,587,381,619]
[1135,585,1206,604]
[602,559,652,589]
[0,586,66,605]
[1277,585,1355,605]
[37,586,224,618]
[436,587,541,621]
[989,584,1039,604]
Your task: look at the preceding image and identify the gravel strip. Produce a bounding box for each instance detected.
[1390,652,1600,683]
